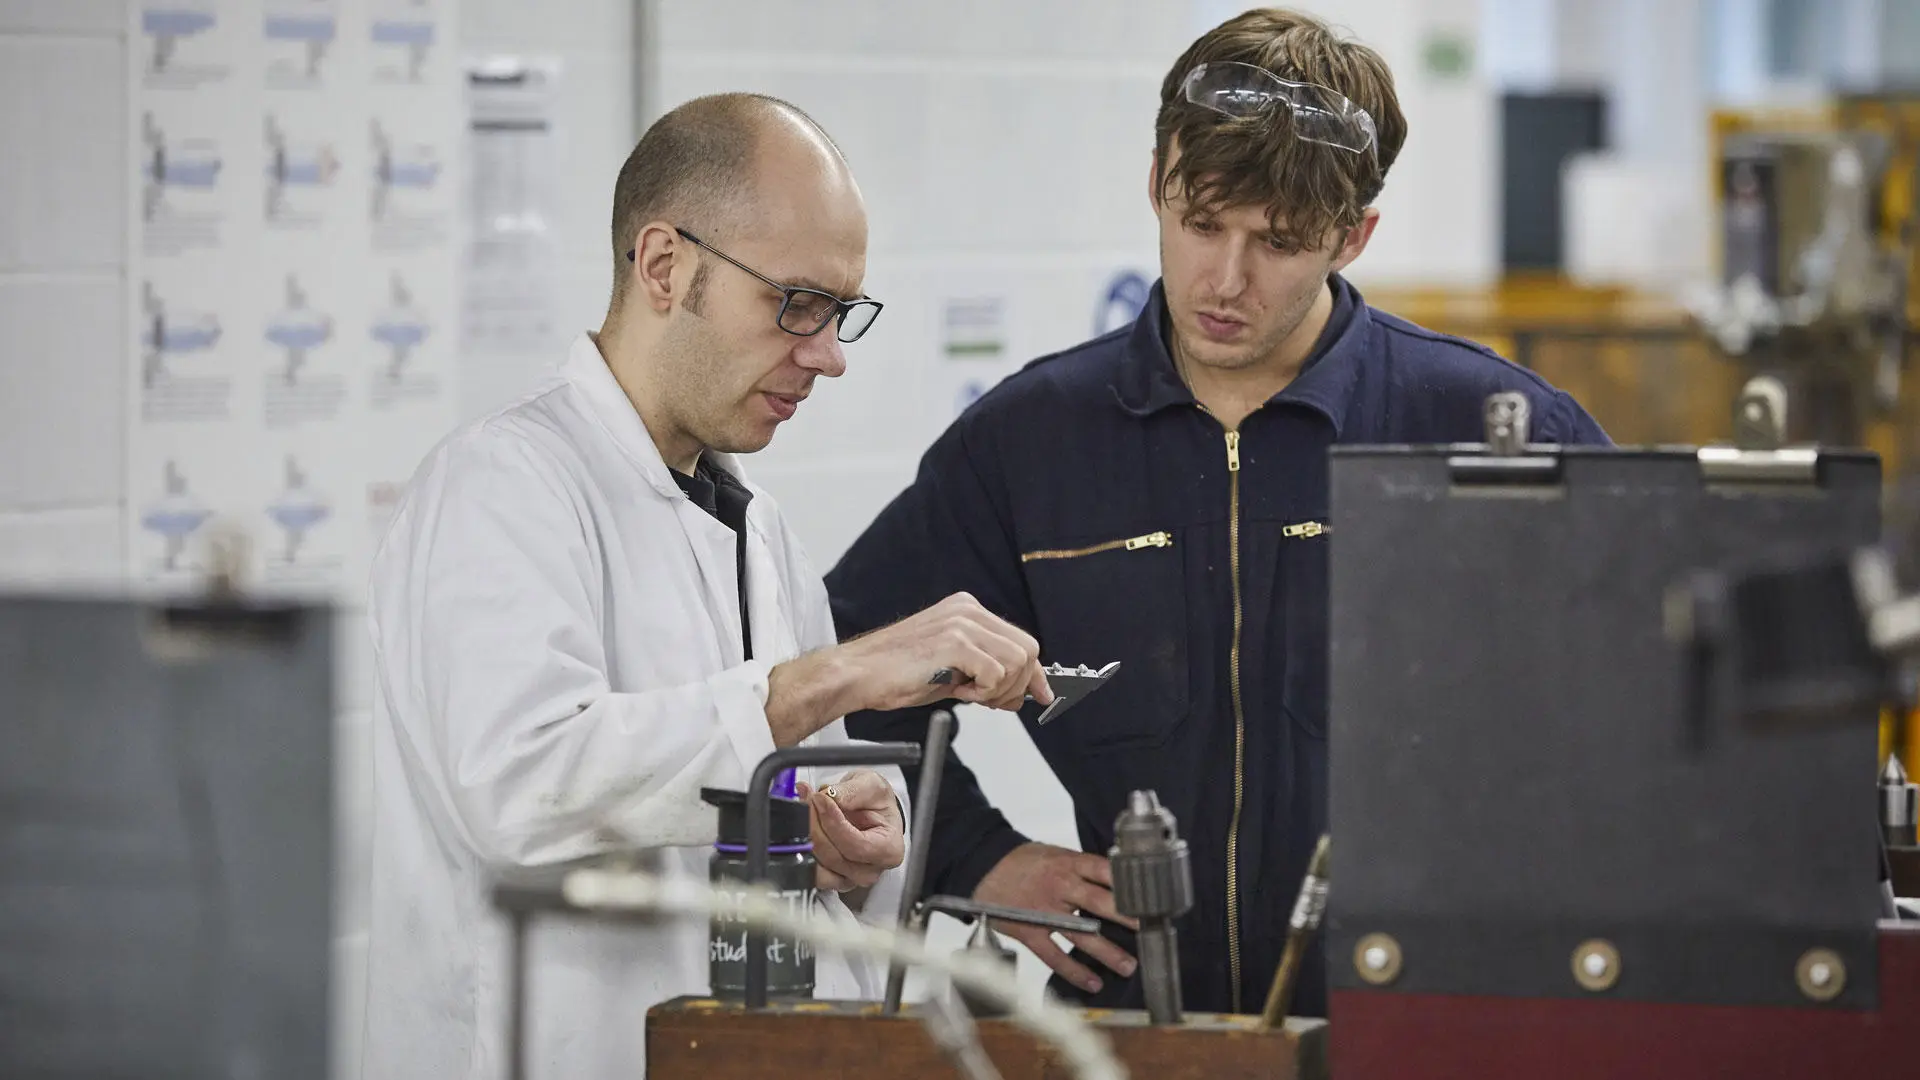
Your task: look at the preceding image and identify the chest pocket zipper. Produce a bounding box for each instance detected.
[1282,521,1330,538]
[1020,531,1173,562]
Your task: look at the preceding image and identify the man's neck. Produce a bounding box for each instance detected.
[590,326,703,473]
[1175,280,1333,432]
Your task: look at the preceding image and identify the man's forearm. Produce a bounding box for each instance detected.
[766,648,859,747]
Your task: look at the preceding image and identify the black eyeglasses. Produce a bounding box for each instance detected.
[626,228,884,343]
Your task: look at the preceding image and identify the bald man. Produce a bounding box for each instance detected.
[361,94,1053,1079]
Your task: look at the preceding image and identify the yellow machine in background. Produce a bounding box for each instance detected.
[1370,95,1920,771]
[1702,96,1920,491]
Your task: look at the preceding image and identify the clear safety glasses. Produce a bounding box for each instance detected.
[1179,61,1378,157]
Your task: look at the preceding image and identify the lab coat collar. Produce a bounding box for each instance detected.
[562,332,785,666]
[563,332,693,501]
[563,332,759,498]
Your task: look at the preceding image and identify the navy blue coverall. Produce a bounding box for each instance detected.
[826,275,1612,1016]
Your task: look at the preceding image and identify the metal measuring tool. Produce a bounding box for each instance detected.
[927,660,1122,725]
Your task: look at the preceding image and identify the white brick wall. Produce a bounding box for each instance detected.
[0,0,128,590]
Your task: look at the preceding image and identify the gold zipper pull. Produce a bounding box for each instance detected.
[1124,531,1173,550]
[1282,521,1329,538]
[1225,431,1241,472]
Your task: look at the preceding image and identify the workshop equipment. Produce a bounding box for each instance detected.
[1259,834,1330,1031]
[701,785,817,1000]
[1326,390,1914,1079]
[1884,755,1918,849]
[741,741,923,1008]
[929,660,1122,724]
[1109,789,1194,1026]
[645,997,1327,1080]
[907,895,1099,1019]
[885,709,956,1014]
[0,591,335,1080]
[956,919,1018,1019]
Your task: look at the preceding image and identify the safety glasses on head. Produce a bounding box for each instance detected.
[1179,61,1378,157]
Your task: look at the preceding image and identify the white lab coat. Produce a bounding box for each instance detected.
[360,333,910,1080]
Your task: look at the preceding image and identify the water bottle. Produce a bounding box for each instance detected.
[701,773,817,1000]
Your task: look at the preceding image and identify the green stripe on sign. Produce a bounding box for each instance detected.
[945,342,1004,357]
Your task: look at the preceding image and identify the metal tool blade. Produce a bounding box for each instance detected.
[925,660,1122,725]
[1034,660,1121,724]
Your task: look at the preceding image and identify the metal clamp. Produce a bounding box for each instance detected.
[1486,392,1531,456]
[1448,391,1563,484]
[1696,375,1821,484]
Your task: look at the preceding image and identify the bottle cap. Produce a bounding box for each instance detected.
[701,786,813,850]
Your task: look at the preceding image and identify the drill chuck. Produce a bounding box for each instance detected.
[1111,791,1195,916]
[1110,790,1194,1025]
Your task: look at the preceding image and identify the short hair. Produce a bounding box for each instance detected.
[607,92,836,305]
[1154,8,1408,252]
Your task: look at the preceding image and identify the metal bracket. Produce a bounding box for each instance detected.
[1697,375,1821,484]
[1447,391,1563,484]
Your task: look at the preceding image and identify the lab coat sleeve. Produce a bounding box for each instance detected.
[375,433,778,867]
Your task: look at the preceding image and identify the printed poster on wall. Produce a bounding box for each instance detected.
[128,0,461,600]
[461,55,561,354]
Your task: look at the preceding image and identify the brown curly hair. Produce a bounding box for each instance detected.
[1154,8,1407,253]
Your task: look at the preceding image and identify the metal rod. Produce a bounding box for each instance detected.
[884,709,954,1014]
[745,741,923,1008]
[508,911,528,1080]
[920,894,1100,935]
[1137,921,1182,1025]
[1259,834,1331,1031]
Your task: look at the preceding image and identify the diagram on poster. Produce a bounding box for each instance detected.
[129,0,462,599]
[370,118,448,251]
[134,451,255,585]
[263,274,349,428]
[260,452,345,589]
[140,280,235,423]
[369,271,442,407]
[263,0,338,88]
[264,113,344,228]
[371,1,439,85]
[141,2,233,89]
[140,459,216,574]
[142,112,227,255]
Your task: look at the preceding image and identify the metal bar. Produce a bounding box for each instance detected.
[508,911,528,1080]
[745,741,923,1008]
[884,709,954,1014]
[919,894,1101,935]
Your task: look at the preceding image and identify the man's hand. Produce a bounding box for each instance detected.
[796,769,903,892]
[766,592,1054,746]
[973,842,1139,994]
